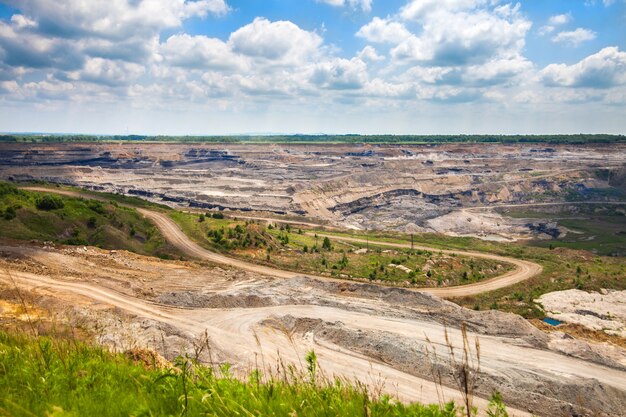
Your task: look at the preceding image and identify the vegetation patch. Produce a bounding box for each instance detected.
[0,330,478,417]
[169,211,512,287]
[499,205,626,256]
[0,182,179,258]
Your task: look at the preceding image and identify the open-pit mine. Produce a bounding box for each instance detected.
[1,142,625,241]
[1,141,625,417]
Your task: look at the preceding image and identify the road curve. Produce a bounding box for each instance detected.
[23,186,542,297]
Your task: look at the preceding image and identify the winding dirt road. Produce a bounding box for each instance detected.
[23,186,542,297]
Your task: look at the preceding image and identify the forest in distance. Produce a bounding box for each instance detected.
[1,133,625,144]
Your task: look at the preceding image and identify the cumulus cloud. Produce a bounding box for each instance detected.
[356,17,411,44]
[400,0,489,20]
[69,58,145,87]
[317,0,372,13]
[551,28,596,46]
[0,0,623,125]
[160,34,244,71]
[541,46,626,88]
[540,13,571,35]
[229,18,322,64]
[3,0,228,40]
[311,58,368,90]
[357,46,384,61]
[391,0,531,66]
[549,13,571,25]
[0,20,84,70]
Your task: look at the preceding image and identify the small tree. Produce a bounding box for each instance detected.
[3,206,16,220]
[36,195,64,211]
[322,237,332,251]
[87,216,97,229]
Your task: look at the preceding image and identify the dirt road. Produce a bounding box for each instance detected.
[23,186,542,297]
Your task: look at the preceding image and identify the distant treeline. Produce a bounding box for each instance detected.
[1,133,624,144]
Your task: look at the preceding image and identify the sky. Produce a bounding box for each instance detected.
[0,0,625,135]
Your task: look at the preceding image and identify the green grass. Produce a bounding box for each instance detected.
[454,247,626,318]
[0,330,466,417]
[0,182,180,258]
[20,181,171,210]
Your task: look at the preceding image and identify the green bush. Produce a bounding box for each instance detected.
[35,194,65,211]
[3,206,16,220]
[0,181,19,197]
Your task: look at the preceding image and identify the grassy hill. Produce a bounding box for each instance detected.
[0,329,505,417]
[0,182,180,259]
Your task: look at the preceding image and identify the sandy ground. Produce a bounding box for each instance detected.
[1,243,625,417]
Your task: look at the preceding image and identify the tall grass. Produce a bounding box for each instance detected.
[0,330,463,417]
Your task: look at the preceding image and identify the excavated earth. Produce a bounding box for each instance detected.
[1,241,625,417]
[1,142,625,240]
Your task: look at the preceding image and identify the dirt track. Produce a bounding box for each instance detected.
[142,207,542,297]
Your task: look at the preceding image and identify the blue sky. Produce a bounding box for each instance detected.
[0,0,625,135]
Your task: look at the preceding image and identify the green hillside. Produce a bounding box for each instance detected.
[0,182,179,258]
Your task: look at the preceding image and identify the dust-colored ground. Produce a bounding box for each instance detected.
[2,142,624,239]
[1,241,625,417]
[537,289,626,338]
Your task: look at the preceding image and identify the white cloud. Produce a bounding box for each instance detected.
[71,57,145,86]
[311,58,368,90]
[400,0,489,20]
[10,14,37,29]
[549,13,571,25]
[552,28,596,46]
[541,46,626,89]
[357,46,384,61]
[3,0,229,40]
[228,18,322,64]
[160,34,244,70]
[392,4,531,66]
[540,13,571,35]
[317,0,372,13]
[356,17,411,43]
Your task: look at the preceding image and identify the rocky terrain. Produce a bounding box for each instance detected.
[538,289,626,338]
[1,142,624,240]
[1,241,625,417]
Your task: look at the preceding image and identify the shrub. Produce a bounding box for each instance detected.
[35,194,65,211]
[3,206,16,220]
